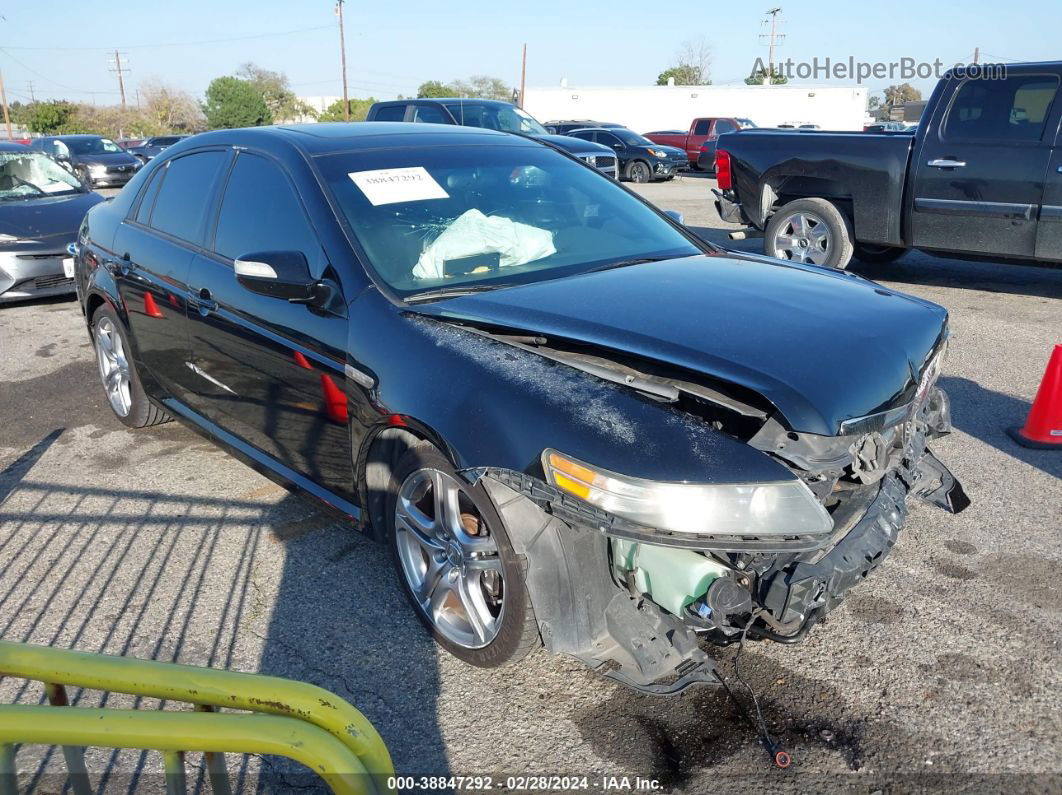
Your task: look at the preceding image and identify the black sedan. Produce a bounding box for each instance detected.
[75,123,967,692]
[29,134,142,187]
[566,126,687,182]
[0,143,103,303]
[125,134,190,163]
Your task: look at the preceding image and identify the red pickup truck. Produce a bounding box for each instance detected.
[645,117,756,169]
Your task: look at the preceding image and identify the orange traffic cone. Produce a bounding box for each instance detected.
[1007,344,1062,449]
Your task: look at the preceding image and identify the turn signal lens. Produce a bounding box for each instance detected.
[715,150,732,190]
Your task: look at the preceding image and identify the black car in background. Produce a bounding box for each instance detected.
[544,120,624,135]
[365,99,619,178]
[0,142,103,303]
[29,134,142,187]
[126,135,191,163]
[73,122,965,693]
[566,127,687,182]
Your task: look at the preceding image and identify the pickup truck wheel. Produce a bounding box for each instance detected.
[766,198,854,269]
[626,161,652,183]
[386,443,540,667]
[854,243,907,264]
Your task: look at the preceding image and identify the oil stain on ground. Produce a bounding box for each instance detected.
[573,652,875,789]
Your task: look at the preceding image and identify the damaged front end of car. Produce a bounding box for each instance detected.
[460,331,969,694]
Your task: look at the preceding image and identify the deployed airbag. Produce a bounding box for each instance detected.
[413,209,555,280]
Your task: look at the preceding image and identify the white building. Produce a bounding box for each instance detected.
[523,82,868,133]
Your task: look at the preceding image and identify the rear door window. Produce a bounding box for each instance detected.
[411,104,449,124]
[693,120,711,135]
[148,150,227,245]
[372,104,407,121]
[714,119,737,135]
[944,76,1060,142]
[212,152,320,264]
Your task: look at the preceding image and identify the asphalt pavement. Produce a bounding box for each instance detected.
[0,179,1059,792]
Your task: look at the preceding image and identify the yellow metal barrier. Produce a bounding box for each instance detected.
[0,640,394,795]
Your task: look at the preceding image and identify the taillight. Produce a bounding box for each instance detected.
[715,149,732,190]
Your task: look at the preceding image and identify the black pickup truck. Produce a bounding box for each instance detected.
[714,61,1062,269]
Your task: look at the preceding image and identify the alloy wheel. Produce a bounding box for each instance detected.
[772,211,832,264]
[394,468,505,649]
[95,316,132,417]
[630,162,651,183]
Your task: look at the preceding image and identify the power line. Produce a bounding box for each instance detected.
[0,24,334,52]
[0,47,122,95]
[759,7,785,74]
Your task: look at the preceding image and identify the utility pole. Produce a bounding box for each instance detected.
[336,0,350,121]
[109,50,129,109]
[973,47,980,64]
[26,81,35,102]
[0,71,12,141]
[760,7,785,80]
[519,43,527,108]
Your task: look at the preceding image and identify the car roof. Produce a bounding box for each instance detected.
[164,122,539,157]
[377,97,514,107]
[46,134,109,140]
[0,141,29,151]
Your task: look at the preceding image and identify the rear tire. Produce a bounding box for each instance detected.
[386,443,539,667]
[91,304,171,429]
[765,198,854,269]
[854,243,907,264]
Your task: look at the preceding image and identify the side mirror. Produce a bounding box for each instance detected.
[235,250,321,304]
[663,209,685,225]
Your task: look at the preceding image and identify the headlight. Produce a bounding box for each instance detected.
[89,164,107,174]
[915,338,948,406]
[542,450,834,538]
[647,148,669,158]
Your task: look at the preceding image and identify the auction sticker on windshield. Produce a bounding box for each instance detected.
[348,166,449,206]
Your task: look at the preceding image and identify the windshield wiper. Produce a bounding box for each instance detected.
[403,284,513,304]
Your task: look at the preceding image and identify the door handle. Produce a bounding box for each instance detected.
[927,159,966,168]
[193,287,217,315]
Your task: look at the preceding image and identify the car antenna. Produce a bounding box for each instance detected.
[717,611,792,769]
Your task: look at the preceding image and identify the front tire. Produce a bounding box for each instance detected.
[765,198,854,269]
[386,443,539,667]
[625,160,652,183]
[91,304,171,428]
[854,243,907,264]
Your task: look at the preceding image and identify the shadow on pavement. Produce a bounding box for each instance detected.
[689,225,1062,300]
[0,449,448,791]
[940,376,1061,480]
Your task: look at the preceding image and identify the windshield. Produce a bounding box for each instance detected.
[66,137,122,155]
[611,128,655,146]
[442,103,549,135]
[736,118,757,128]
[150,136,183,146]
[0,152,83,199]
[317,144,702,299]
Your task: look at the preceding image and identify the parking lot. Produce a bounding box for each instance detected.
[1,176,1060,790]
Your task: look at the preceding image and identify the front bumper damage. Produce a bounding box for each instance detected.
[473,383,968,694]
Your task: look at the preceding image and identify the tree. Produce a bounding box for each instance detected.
[656,38,713,85]
[202,76,271,129]
[25,101,77,134]
[139,80,204,132]
[317,97,376,122]
[417,75,511,100]
[744,66,788,85]
[417,80,452,98]
[237,63,314,122]
[882,83,922,116]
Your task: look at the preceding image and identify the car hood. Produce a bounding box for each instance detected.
[0,191,103,240]
[531,133,614,155]
[76,151,139,166]
[408,253,948,436]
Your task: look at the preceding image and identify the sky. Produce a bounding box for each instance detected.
[0,0,1055,108]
